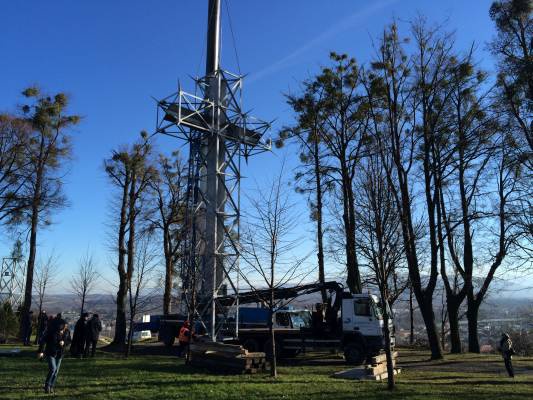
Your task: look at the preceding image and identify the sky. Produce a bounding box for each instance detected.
[0,0,508,294]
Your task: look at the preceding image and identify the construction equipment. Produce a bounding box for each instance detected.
[218,281,395,365]
[156,0,270,341]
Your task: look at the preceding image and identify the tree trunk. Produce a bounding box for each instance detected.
[119,167,137,347]
[409,284,414,345]
[396,166,442,359]
[113,278,128,347]
[342,165,361,294]
[163,256,173,315]
[447,299,462,354]
[34,303,43,345]
[419,297,442,359]
[163,228,173,315]
[380,290,395,390]
[126,313,134,358]
[19,189,40,339]
[313,136,327,303]
[112,172,130,347]
[269,305,277,378]
[467,296,480,353]
[80,295,86,316]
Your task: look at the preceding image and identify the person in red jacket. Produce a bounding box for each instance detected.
[178,320,191,357]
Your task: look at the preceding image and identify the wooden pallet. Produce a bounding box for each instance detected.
[363,351,401,380]
[188,342,267,374]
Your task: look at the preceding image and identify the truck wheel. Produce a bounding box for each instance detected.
[243,338,259,352]
[344,344,365,365]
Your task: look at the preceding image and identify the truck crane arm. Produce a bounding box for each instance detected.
[216,281,344,307]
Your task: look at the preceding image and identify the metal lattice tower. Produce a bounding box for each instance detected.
[156,0,270,340]
[0,258,26,308]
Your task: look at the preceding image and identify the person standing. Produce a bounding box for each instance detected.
[71,313,89,358]
[500,332,515,378]
[84,314,102,357]
[38,311,48,343]
[38,319,70,394]
[177,320,191,357]
[22,311,33,346]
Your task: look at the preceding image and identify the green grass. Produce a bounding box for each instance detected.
[1,345,532,400]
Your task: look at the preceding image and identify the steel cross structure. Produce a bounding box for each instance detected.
[0,257,26,308]
[156,0,270,340]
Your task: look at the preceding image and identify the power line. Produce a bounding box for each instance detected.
[224,0,241,74]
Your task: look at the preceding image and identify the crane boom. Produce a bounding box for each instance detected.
[216,281,345,307]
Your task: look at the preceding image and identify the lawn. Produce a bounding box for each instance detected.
[1,345,532,400]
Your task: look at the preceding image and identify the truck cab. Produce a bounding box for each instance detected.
[274,309,311,329]
[341,293,395,363]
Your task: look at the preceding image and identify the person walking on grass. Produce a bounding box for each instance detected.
[34,310,48,345]
[71,312,89,358]
[84,313,102,357]
[500,332,515,378]
[38,318,70,394]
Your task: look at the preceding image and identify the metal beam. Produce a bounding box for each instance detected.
[155,0,271,342]
[206,0,221,75]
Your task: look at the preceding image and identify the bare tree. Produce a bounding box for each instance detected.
[33,253,58,343]
[465,135,518,352]
[104,136,156,348]
[70,252,99,316]
[148,152,186,315]
[355,152,405,390]
[125,233,159,357]
[362,17,468,359]
[240,167,310,378]
[436,50,497,353]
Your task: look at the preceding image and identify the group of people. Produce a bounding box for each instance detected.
[36,312,102,394]
[71,313,102,358]
[37,314,72,394]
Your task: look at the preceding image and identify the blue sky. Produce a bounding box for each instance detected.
[0,0,500,292]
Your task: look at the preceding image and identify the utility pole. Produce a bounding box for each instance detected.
[156,0,270,340]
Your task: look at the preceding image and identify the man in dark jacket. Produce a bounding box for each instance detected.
[71,313,89,358]
[35,311,48,345]
[22,311,33,345]
[38,319,70,394]
[500,332,515,377]
[84,314,102,357]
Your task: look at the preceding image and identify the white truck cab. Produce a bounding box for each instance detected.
[341,294,392,336]
[340,293,395,363]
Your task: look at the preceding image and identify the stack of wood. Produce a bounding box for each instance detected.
[188,341,267,374]
[364,351,401,381]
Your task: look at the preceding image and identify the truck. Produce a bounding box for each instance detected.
[217,281,395,365]
[157,308,309,347]
[158,281,395,365]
